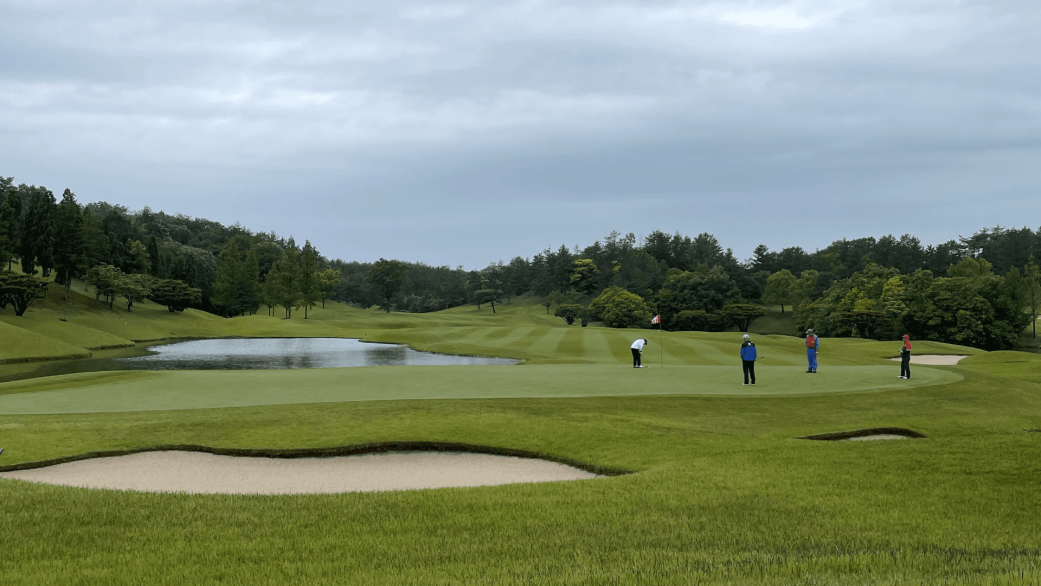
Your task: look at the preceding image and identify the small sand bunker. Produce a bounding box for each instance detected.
[845,434,908,441]
[0,451,600,495]
[888,355,969,365]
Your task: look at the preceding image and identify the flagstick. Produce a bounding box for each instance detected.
[659,316,663,368]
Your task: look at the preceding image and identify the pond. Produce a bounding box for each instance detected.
[0,338,517,383]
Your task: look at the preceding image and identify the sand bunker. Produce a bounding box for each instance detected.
[845,434,908,441]
[888,355,969,365]
[0,451,600,495]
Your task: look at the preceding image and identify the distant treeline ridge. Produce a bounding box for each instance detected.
[2,175,1039,349]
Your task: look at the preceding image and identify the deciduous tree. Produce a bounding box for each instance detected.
[149,278,202,312]
[366,258,407,313]
[722,304,768,332]
[554,303,582,325]
[0,271,46,316]
[568,258,600,295]
[762,270,797,313]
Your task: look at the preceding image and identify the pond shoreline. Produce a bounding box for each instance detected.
[0,337,518,383]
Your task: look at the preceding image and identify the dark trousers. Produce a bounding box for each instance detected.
[631,348,642,367]
[901,355,911,379]
[742,360,756,384]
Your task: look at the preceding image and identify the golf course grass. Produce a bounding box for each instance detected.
[2,283,1039,584]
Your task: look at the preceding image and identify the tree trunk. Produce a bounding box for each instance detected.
[304,305,308,319]
[780,304,785,314]
[490,300,496,314]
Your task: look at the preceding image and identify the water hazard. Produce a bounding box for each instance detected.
[0,338,516,382]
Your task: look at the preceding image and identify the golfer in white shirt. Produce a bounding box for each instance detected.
[631,338,648,368]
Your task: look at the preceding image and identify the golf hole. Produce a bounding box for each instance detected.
[799,428,926,441]
[0,449,604,495]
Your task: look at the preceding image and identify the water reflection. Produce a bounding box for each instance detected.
[0,338,516,382]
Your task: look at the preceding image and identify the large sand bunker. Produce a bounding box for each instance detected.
[888,355,969,365]
[0,451,600,494]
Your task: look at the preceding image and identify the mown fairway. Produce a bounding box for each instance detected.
[1,287,1040,584]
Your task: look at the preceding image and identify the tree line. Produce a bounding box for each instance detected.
[2,174,1040,349]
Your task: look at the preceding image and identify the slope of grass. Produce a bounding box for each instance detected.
[1,355,1039,584]
[2,289,1039,584]
[0,321,91,363]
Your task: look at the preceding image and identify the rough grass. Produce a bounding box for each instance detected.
[2,289,1040,584]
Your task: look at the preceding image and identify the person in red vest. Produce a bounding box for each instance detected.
[899,334,912,379]
[805,329,819,373]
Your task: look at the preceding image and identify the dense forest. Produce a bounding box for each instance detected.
[2,175,1039,350]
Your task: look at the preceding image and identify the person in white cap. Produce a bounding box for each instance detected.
[739,334,757,385]
[631,338,648,368]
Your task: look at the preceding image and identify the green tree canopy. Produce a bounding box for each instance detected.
[655,265,742,319]
[568,258,600,295]
[554,303,582,325]
[0,271,46,316]
[318,268,341,309]
[1024,255,1041,339]
[0,195,22,271]
[298,240,322,318]
[761,269,797,313]
[264,243,302,318]
[149,278,202,312]
[53,189,84,296]
[366,258,407,313]
[19,187,57,276]
[591,287,651,328]
[722,304,768,332]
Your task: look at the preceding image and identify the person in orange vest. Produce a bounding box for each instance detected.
[898,334,912,379]
[805,329,819,373]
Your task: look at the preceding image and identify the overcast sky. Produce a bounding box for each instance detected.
[2,0,1039,268]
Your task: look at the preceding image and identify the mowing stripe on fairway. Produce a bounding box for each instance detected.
[0,364,963,414]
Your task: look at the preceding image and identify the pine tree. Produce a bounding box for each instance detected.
[77,208,108,287]
[53,189,84,296]
[240,247,260,315]
[213,240,243,316]
[266,242,302,318]
[0,195,22,271]
[298,240,321,318]
[18,187,57,276]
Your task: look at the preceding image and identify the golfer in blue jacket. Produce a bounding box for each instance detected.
[740,334,757,385]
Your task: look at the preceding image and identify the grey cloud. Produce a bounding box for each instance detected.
[1,0,1039,267]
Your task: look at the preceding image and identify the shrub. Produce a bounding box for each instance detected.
[600,290,651,328]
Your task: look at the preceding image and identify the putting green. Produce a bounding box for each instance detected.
[0,363,962,414]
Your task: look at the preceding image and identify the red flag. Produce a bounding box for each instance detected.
[651,314,661,325]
